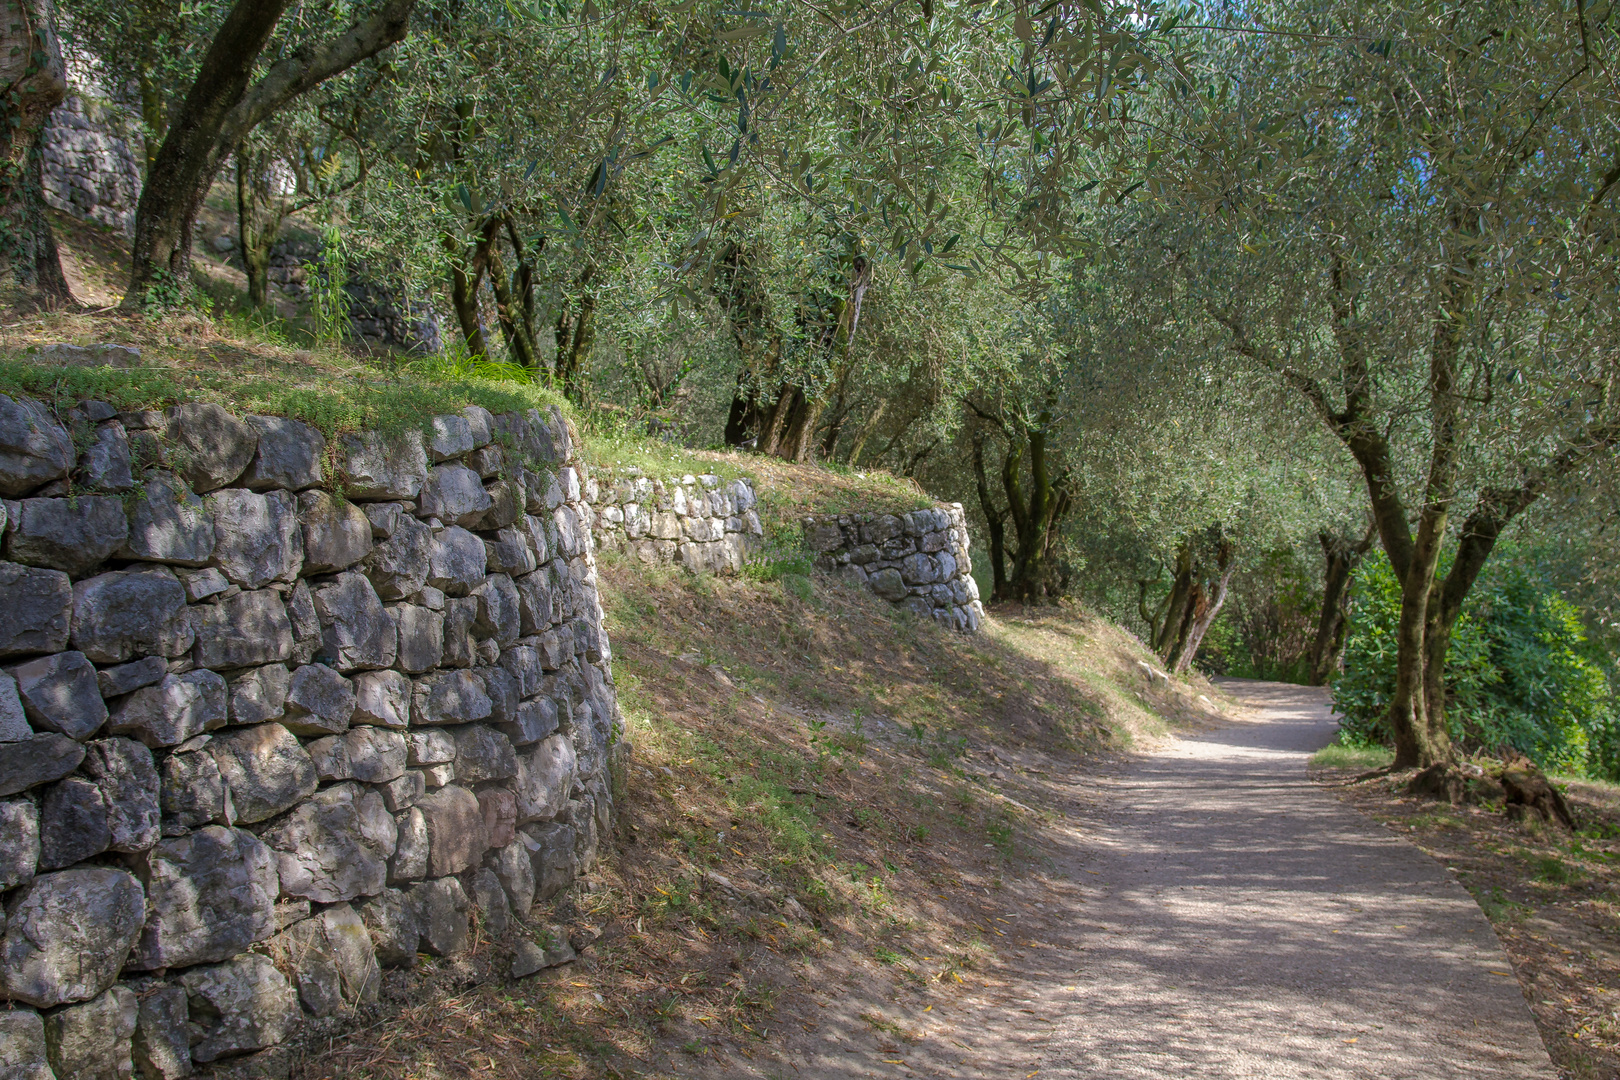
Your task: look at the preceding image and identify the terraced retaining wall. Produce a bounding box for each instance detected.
[804,505,986,632]
[0,394,620,1078]
[585,469,762,573]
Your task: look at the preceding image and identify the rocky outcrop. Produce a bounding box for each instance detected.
[804,505,986,632]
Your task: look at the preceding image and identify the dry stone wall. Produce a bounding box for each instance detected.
[42,91,145,235]
[804,505,986,632]
[585,469,762,574]
[0,393,621,1078]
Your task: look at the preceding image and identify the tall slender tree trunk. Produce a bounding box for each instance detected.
[0,0,73,309]
[1308,527,1373,685]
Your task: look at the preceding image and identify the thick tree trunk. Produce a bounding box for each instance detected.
[0,0,73,309]
[1308,527,1373,685]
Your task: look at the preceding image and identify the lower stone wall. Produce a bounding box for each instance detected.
[804,505,986,632]
[585,470,762,574]
[0,393,621,1077]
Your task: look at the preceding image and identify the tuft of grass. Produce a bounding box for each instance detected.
[1310,744,1395,772]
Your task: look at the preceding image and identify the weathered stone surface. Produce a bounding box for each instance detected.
[359,888,418,967]
[109,670,227,748]
[406,729,454,767]
[243,415,324,492]
[4,495,127,574]
[360,513,431,600]
[868,567,907,601]
[0,671,28,741]
[471,573,521,646]
[71,566,192,664]
[272,902,378,1016]
[0,395,73,497]
[377,771,425,813]
[478,479,523,531]
[0,1007,53,1080]
[427,414,474,461]
[131,984,191,1080]
[501,698,558,746]
[361,502,402,539]
[477,786,517,849]
[227,663,290,724]
[462,406,494,450]
[0,867,145,1007]
[451,725,518,783]
[304,734,350,782]
[426,525,486,597]
[487,837,535,921]
[386,604,443,674]
[388,806,428,884]
[483,526,537,576]
[0,734,85,797]
[176,565,231,602]
[296,491,372,575]
[479,665,519,726]
[7,650,106,740]
[96,655,167,699]
[523,822,577,900]
[261,782,392,903]
[312,726,406,785]
[207,723,317,824]
[415,784,488,877]
[406,876,470,956]
[352,669,411,728]
[77,420,135,494]
[280,663,354,736]
[411,669,491,726]
[515,734,576,824]
[470,866,511,937]
[0,799,39,889]
[498,645,543,699]
[420,763,455,788]
[514,571,555,636]
[119,472,215,566]
[439,597,477,669]
[178,953,299,1063]
[208,488,303,588]
[42,984,137,1080]
[0,561,72,658]
[338,430,427,501]
[511,929,575,977]
[311,572,396,671]
[159,743,228,835]
[133,826,277,970]
[165,404,258,493]
[84,737,160,852]
[38,776,109,869]
[284,579,320,664]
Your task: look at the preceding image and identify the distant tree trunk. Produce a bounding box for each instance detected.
[1307,525,1374,685]
[1169,534,1236,674]
[445,228,491,358]
[967,399,1070,603]
[234,147,285,309]
[554,266,595,402]
[0,0,73,309]
[972,432,1010,599]
[845,400,886,466]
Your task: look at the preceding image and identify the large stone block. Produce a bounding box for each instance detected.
[272,903,379,1017]
[360,513,431,600]
[119,472,215,566]
[159,741,228,835]
[478,479,523,531]
[38,776,110,869]
[192,587,296,670]
[469,866,511,937]
[243,415,324,492]
[311,572,396,671]
[440,597,478,669]
[0,733,84,797]
[487,837,535,921]
[451,724,517,783]
[0,561,72,659]
[177,953,298,1063]
[0,799,38,889]
[522,822,577,900]
[261,782,392,903]
[405,876,471,956]
[427,414,474,461]
[307,726,406,785]
[388,806,428,884]
[477,787,517,850]
[227,663,291,724]
[483,526,537,576]
[95,655,167,699]
[77,420,135,494]
[84,736,161,853]
[386,604,443,674]
[0,1007,53,1080]
[501,697,558,747]
[207,488,303,588]
[297,490,372,575]
[285,579,321,663]
[0,671,28,741]
[108,670,227,748]
[4,495,128,575]
[280,663,354,736]
[479,664,519,726]
[207,723,317,824]
[359,887,418,968]
[42,984,137,1080]
[498,644,543,699]
[351,669,411,728]
[514,571,555,636]
[133,826,277,969]
[471,573,521,646]
[417,464,491,527]
[6,650,106,740]
[0,395,72,497]
[411,669,491,726]
[0,867,145,1007]
[165,404,258,493]
[415,784,488,877]
[514,735,576,824]
[426,525,485,596]
[71,566,192,664]
[338,430,428,501]
[131,984,191,1080]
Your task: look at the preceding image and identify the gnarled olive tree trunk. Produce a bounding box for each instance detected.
[1307,526,1374,686]
[0,0,72,308]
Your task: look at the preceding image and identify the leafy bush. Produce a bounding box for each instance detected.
[1334,548,1615,776]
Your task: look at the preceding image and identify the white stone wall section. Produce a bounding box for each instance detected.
[804,505,986,632]
[585,469,763,575]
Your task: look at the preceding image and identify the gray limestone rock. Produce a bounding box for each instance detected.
[498,644,543,699]
[311,572,396,671]
[77,420,135,493]
[868,566,907,601]
[377,770,424,812]
[361,502,402,539]
[470,866,511,937]
[271,904,377,1017]
[439,597,477,669]
[207,723,317,824]
[452,724,517,784]
[514,571,555,636]
[42,984,138,1080]
[7,651,106,740]
[174,565,230,602]
[0,733,84,797]
[165,404,258,493]
[462,405,494,449]
[360,513,431,600]
[478,479,522,531]
[0,799,38,889]
[386,604,443,674]
[406,876,471,956]
[420,763,454,788]
[479,665,519,726]
[38,776,110,869]
[96,656,167,699]
[487,837,535,921]
[261,782,392,903]
[4,495,128,575]
[227,663,291,725]
[280,663,354,737]
[159,743,228,835]
[426,525,486,596]
[0,1007,53,1080]
[0,394,73,497]
[0,671,28,741]
[296,491,372,575]
[0,867,146,1007]
[411,669,491,726]
[522,822,577,900]
[501,698,558,746]
[304,734,349,782]
[84,737,160,852]
[177,953,299,1063]
[419,469,489,528]
[207,488,303,588]
[310,726,405,784]
[0,561,73,659]
[131,984,191,1080]
[108,670,227,748]
[189,588,298,671]
[406,731,454,769]
[242,416,324,492]
[119,472,215,566]
[483,526,537,576]
[514,735,576,824]
[284,579,320,664]
[351,669,411,728]
[511,929,575,977]
[388,806,427,883]
[338,430,427,501]
[477,786,516,849]
[133,826,277,969]
[537,628,568,671]
[71,566,192,664]
[427,414,474,461]
[359,888,418,968]
[471,573,521,646]
[415,784,488,877]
